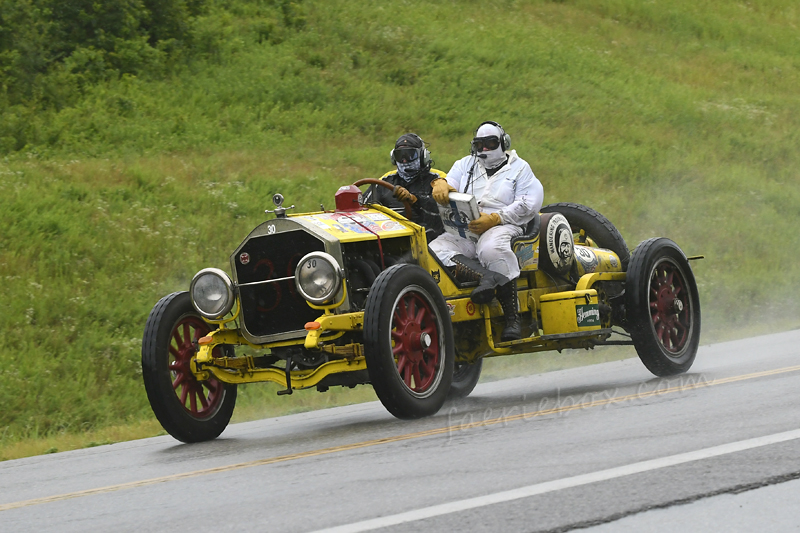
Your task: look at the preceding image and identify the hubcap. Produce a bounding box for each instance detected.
[419,332,432,348]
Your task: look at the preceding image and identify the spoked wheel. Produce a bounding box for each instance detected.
[625,238,701,376]
[447,358,483,399]
[541,202,630,268]
[142,291,237,442]
[364,264,454,419]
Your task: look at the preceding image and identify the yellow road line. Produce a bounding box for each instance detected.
[2,364,799,512]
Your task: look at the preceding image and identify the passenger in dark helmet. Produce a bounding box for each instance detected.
[362,133,446,242]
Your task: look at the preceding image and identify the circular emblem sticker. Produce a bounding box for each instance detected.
[466,301,476,316]
[239,252,250,265]
[575,246,599,274]
[544,213,574,274]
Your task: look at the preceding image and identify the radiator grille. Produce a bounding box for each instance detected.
[234,231,325,338]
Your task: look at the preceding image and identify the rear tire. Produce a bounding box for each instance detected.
[625,238,701,376]
[447,358,483,399]
[541,202,630,267]
[364,265,454,419]
[142,292,237,442]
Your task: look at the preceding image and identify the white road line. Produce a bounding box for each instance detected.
[312,428,800,533]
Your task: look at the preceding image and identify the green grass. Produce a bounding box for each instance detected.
[2,0,799,460]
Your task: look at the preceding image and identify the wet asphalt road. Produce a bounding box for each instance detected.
[1,330,799,532]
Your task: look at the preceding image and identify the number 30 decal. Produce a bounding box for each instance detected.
[267,224,276,235]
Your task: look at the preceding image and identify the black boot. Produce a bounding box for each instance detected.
[496,281,522,341]
[451,255,509,305]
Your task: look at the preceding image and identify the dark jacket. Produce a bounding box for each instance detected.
[363,168,446,242]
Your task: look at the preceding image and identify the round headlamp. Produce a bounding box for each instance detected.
[190,268,235,319]
[295,252,343,305]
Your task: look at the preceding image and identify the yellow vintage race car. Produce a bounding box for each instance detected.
[142,179,701,442]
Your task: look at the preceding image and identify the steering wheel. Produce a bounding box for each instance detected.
[353,178,415,219]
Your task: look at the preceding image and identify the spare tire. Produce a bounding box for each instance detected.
[539,212,574,275]
[541,203,630,268]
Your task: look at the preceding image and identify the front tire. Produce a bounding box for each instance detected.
[625,238,701,376]
[364,265,454,419]
[142,292,237,442]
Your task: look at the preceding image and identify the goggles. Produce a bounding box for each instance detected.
[471,136,501,152]
[393,147,420,163]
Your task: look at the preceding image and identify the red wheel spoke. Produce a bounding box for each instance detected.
[169,346,182,361]
[397,355,407,374]
[406,296,417,323]
[416,296,427,321]
[198,391,209,410]
[419,357,435,378]
[204,379,218,395]
[669,329,680,348]
[403,362,413,387]
[172,329,183,348]
[164,315,224,419]
[395,300,409,324]
[207,390,218,405]
[189,388,198,413]
[659,326,671,347]
[414,304,426,324]
[411,365,422,390]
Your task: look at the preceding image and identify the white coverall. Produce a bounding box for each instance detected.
[429,150,544,280]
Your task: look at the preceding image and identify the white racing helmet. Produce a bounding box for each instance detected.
[472,122,509,169]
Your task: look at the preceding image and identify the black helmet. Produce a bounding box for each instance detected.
[390,133,431,169]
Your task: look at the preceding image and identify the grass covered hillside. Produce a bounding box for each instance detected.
[1,0,799,458]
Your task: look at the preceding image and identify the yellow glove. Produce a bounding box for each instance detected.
[468,212,502,235]
[393,185,417,204]
[432,178,456,205]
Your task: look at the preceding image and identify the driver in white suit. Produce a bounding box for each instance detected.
[429,121,544,341]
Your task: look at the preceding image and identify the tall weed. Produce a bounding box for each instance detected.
[1,0,799,454]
